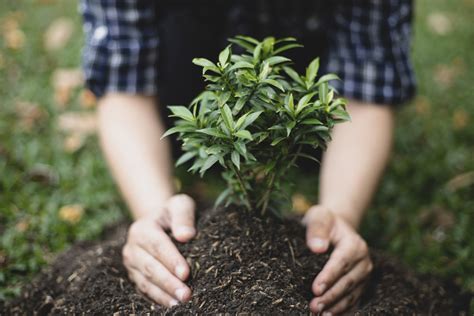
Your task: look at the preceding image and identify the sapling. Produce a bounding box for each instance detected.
[163,35,350,215]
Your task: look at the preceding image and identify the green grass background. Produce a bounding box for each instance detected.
[0,0,473,310]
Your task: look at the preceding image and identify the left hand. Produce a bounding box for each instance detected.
[302,205,373,315]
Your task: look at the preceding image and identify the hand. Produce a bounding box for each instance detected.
[303,205,373,315]
[122,194,196,307]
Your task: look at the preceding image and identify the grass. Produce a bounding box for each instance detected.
[0,0,472,310]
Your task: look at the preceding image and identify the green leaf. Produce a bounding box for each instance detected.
[286,120,296,137]
[283,67,305,87]
[275,37,297,44]
[234,97,247,114]
[315,73,340,86]
[235,35,260,45]
[259,61,270,80]
[271,137,286,146]
[160,125,193,139]
[168,105,194,122]
[234,129,253,140]
[176,151,197,167]
[262,79,285,92]
[253,43,262,61]
[215,188,231,207]
[231,150,241,170]
[228,38,254,52]
[301,118,323,125]
[229,61,254,71]
[197,128,228,138]
[234,141,247,158]
[262,36,275,54]
[265,56,291,66]
[200,155,219,174]
[235,113,249,130]
[332,108,351,121]
[306,57,320,86]
[319,82,329,104]
[297,153,320,164]
[219,45,231,67]
[327,89,334,104]
[192,58,217,68]
[273,43,303,55]
[288,93,295,112]
[241,111,263,129]
[220,104,234,131]
[296,92,316,114]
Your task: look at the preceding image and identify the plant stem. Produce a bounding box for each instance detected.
[259,171,276,215]
[259,144,303,215]
[228,163,252,211]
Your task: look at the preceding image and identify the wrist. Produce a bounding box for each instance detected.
[318,203,361,230]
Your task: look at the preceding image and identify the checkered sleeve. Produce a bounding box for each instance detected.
[324,0,416,106]
[79,0,159,98]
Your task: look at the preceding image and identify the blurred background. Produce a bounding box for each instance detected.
[0,0,473,308]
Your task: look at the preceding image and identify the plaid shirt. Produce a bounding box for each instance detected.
[80,0,415,106]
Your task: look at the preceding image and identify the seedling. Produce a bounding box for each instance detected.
[163,36,349,214]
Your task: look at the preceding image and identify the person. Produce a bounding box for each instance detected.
[80,1,415,314]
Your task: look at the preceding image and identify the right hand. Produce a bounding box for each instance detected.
[122,194,196,307]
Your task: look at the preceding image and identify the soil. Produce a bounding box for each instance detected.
[3,207,470,315]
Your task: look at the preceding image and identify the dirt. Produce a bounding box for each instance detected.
[3,207,470,315]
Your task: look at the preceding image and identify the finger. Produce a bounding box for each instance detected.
[303,206,334,253]
[167,194,196,242]
[134,224,191,281]
[132,246,192,303]
[129,267,179,307]
[312,259,372,307]
[313,238,367,296]
[325,283,365,315]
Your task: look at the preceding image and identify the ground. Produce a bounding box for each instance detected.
[0,0,473,312]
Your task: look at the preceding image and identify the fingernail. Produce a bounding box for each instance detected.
[175,265,187,280]
[175,288,188,302]
[169,299,179,307]
[318,283,327,295]
[322,312,332,316]
[175,227,195,238]
[309,238,329,251]
[317,303,325,312]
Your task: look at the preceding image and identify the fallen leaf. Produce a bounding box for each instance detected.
[4,28,25,50]
[44,17,74,51]
[63,133,86,153]
[292,193,311,214]
[59,204,84,224]
[1,17,18,33]
[15,219,29,232]
[58,111,97,135]
[433,64,460,89]
[15,101,48,131]
[79,89,97,108]
[51,68,84,107]
[446,171,474,192]
[452,109,470,130]
[54,87,72,108]
[418,205,455,230]
[2,13,25,50]
[427,12,452,36]
[413,96,431,116]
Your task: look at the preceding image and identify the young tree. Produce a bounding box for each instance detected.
[163,36,349,215]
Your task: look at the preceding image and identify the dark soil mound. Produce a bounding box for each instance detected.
[4,208,469,315]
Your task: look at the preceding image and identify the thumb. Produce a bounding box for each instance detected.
[167,194,196,242]
[302,205,334,253]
